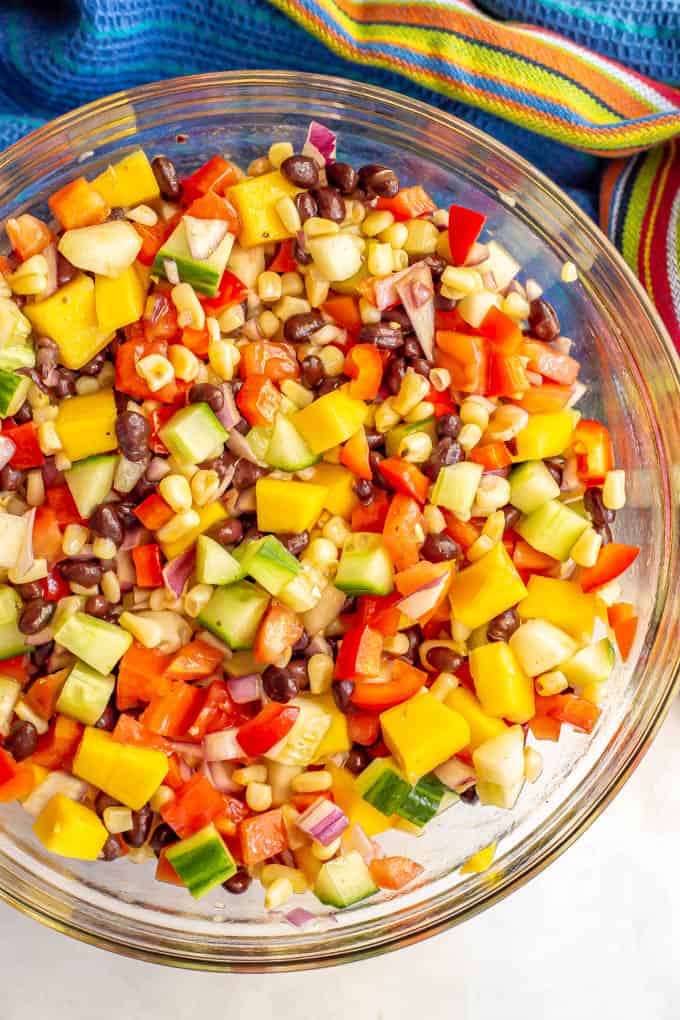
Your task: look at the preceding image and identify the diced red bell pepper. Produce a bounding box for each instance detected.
[0,747,18,786]
[377,186,436,221]
[435,331,488,393]
[181,155,242,203]
[607,602,635,628]
[116,643,174,710]
[479,306,522,353]
[378,457,429,504]
[240,340,299,381]
[131,543,164,588]
[140,683,206,738]
[612,615,638,660]
[6,214,52,261]
[146,404,177,454]
[356,593,402,637]
[470,441,513,471]
[434,307,482,334]
[0,655,28,683]
[323,295,362,339]
[519,339,580,385]
[143,292,180,343]
[339,426,372,480]
[236,374,281,427]
[351,490,389,534]
[383,493,424,572]
[239,808,287,867]
[515,384,573,413]
[3,422,44,469]
[133,220,171,266]
[23,669,69,720]
[571,419,614,486]
[32,506,63,562]
[200,268,249,314]
[115,338,180,404]
[347,711,381,747]
[48,177,109,230]
[40,566,71,602]
[335,624,383,681]
[0,762,35,803]
[186,680,252,740]
[351,660,426,711]
[28,715,83,769]
[134,492,174,530]
[426,383,456,419]
[166,640,224,681]
[268,239,297,274]
[370,855,424,889]
[512,538,558,573]
[443,511,481,550]
[178,326,210,357]
[487,351,530,397]
[237,703,299,757]
[161,774,228,838]
[344,344,383,401]
[535,693,600,734]
[155,847,184,886]
[45,485,86,526]
[185,191,239,233]
[253,602,304,666]
[112,712,173,752]
[579,543,640,593]
[448,204,486,265]
[528,714,562,741]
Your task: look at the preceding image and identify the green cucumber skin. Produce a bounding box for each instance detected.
[335,535,394,596]
[396,773,448,826]
[159,403,228,465]
[0,368,23,417]
[509,460,560,515]
[0,619,27,660]
[198,581,270,650]
[314,852,378,908]
[167,826,237,898]
[265,415,320,471]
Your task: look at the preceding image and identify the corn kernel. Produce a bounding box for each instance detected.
[303,217,339,239]
[421,506,444,535]
[346,200,366,225]
[208,339,240,381]
[126,203,158,226]
[14,700,49,734]
[305,537,338,567]
[247,156,272,177]
[273,295,311,321]
[486,404,528,441]
[399,431,433,464]
[311,836,342,861]
[503,291,530,320]
[318,345,345,377]
[570,527,602,568]
[184,583,214,618]
[157,509,201,544]
[169,344,200,382]
[8,254,49,296]
[561,260,578,283]
[246,781,273,813]
[101,570,121,604]
[32,405,58,425]
[523,746,543,783]
[75,376,99,396]
[482,510,506,544]
[429,672,459,701]
[403,219,438,256]
[359,297,381,324]
[603,469,626,511]
[305,266,330,307]
[257,270,283,303]
[391,248,409,271]
[274,195,302,235]
[62,523,89,556]
[258,310,280,338]
[432,208,449,228]
[458,423,483,452]
[291,770,332,794]
[308,653,334,695]
[322,515,350,547]
[429,367,451,392]
[436,231,452,261]
[374,398,401,433]
[233,765,268,786]
[260,864,308,894]
[264,876,294,908]
[379,222,408,248]
[137,354,175,392]
[190,468,221,507]
[460,397,490,431]
[367,241,393,278]
[441,266,482,296]
[103,806,134,834]
[150,786,175,813]
[217,303,245,335]
[383,633,410,656]
[466,534,494,562]
[404,400,435,423]
[119,611,162,649]
[25,469,45,508]
[27,382,49,410]
[148,588,167,611]
[362,210,395,237]
[37,421,62,455]
[473,475,511,515]
[171,282,205,330]
[268,141,294,168]
[93,536,117,560]
[160,473,193,513]
[280,271,303,298]
[392,372,431,417]
[281,379,314,409]
[535,670,568,697]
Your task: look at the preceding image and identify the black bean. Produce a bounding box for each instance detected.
[502,504,522,531]
[543,458,564,487]
[85,594,112,618]
[424,437,463,480]
[5,720,38,761]
[150,822,177,857]
[56,252,77,287]
[224,868,252,894]
[189,383,224,413]
[95,792,120,817]
[292,630,310,654]
[353,478,374,504]
[381,307,413,334]
[459,785,478,804]
[94,703,119,731]
[278,531,309,556]
[487,608,520,642]
[358,322,403,350]
[370,451,390,490]
[317,376,345,396]
[437,413,462,439]
[594,521,613,546]
[364,428,384,450]
[115,410,150,462]
[12,401,32,425]
[385,356,407,395]
[301,355,325,388]
[341,596,357,615]
[60,560,103,588]
[262,665,300,703]
[434,290,456,312]
[311,186,345,223]
[528,298,560,342]
[0,465,25,491]
[80,351,106,377]
[400,626,421,664]
[109,207,126,221]
[284,311,325,344]
[115,500,138,530]
[326,161,358,195]
[425,646,463,674]
[409,357,431,377]
[583,487,615,526]
[294,191,318,225]
[99,835,123,861]
[35,336,59,381]
[421,532,460,563]
[89,503,124,545]
[346,747,371,773]
[130,473,158,502]
[401,337,423,360]
[293,236,313,264]
[333,679,355,714]
[151,155,182,201]
[53,368,77,398]
[287,658,309,683]
[281,155,320,189]
[424,254,447,280]
[18,600,54,635]
[358,164,399,198]
[232,459,267,490]
[18,581,43,601]
[209,517,244,547]
[122,804,153,848]
[31,641,54,674]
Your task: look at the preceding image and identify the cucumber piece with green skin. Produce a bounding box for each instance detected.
[355,757,411,816]
[335,533,394,596]
[265,414,320,471]
[166,823,237,898]
[314,851,378,908]
[509,460,560,515]
[153,219,235,296]
[233,535,301,596]
[195,535,242,586]
[431,461,484,520]
[159,402,228,465]
[246,426,273,463]
[397,772,452,826]
[560,637,615,687]
[385,417,437,459]
[0,368,30,417]
[55,660,115,726]
[0,586,21,626]
[198,581,270,650]
[0,344,35,372]
[0,619,27,660]
[516,499,589,562]
[64,455,117,518]
[53,612,132,675]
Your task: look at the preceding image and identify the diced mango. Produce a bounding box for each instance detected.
[326,763,393,837]
[449,541,528,631]
[73,727,168,810]
[95,264,147,333]
[514,411,576,461]
[518,575,598,643]
[256,477,328,533]
[292,390,367,455]
[294,844,324,886]
[55,387,117,462]
[227,170,301,248]
[308,462,359,519]
[91,150,160,207]
[380,692,470,783]
[160,501,227,559]
[469,642,535,724]
[307,693,350,761]
[23,274,113,370]
[445,687,508,751]
[33,794,108,861]
[460,842,497,875]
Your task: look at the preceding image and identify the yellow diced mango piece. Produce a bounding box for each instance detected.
[95,264,147,333]
[460,841,497,875]
[446,687,507,751]
[256,477,328,533]
[327,763,393,837]
[33,793,108,861]
[308,462,359,519]
[227,170,301,248]
[292,390,367,455]
[294,844,324,886]
[91,150,160,207]
[518,575,598,643]
[73,727,168,810]
[23,273,113,370]
[469,642,535,724]
[308,693,350,761]
[449,541,528,631]
[514,411,576,461]
[380,692,470,783]
[160,501,227,560]
[55,387,117,462]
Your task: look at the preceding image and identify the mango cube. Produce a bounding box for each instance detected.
[445,687,508,751]
[160,501,227,559]
[73,727,168,810]
[308,694,350,761]
[326,763,393,837]
[55,387,117,462]
[91,150,160,207]
[308,462,359,519]
[469,642,535,723]
[23,274,113,370]
[292,390,367,455]
[514,411,576,461]
[380,692,470,783]
[227,170,301,248]
[449,541,527,631]
[95,264,147,333]
[518,575,598,643]
[460,842,497,875]
[33,794,108,861]
[256,477,328,533]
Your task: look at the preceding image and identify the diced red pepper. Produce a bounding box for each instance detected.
[32,506,63,562]
[6,214,52,261]
[45,485,85,526]
[351,490,389,534]
[571,419,614,486]
[347,711,381,747]
[186,680,252,740]
[535,693,600,734]
[370,855,424,889]
[140,683,206,738]
[335,625,383,681]
[515,384,573,414]
[448,204,486,265]
[185,191,239,233]
[0,747,18,786]
[253,602,304,666]
[23,669,69,720]
[237,703,299,757]
[383,493,424,572]
[116,338,180,404]
[487,351,530,397]
[377,186,436,221]
[528,714,562,741]
[181,155,242,203]
[40,566,71,603]
[351,660,426,712]
[479,306,522,353]
[239,808,287,867]
[426,383,456,418]
[134,492,174,530]
[146,404,177,454]
[112,712,173,752]
[323,295,362,339]
[28,715,83,769]
[344,344,383,401]
[579,543,640,593]
[0,762,35,803]
[200,268,249,314]
[612,615,638,661]
[443,511,481,550]
[435,331,488,393]
[48,177,109,230]
[519,339,580,385]
[268,239,297,274]
[133,220,171,266]
[339,426,372,481]
[161,774,228,838]
[3,422,44,469]
[236,374,281,427]
[470,441,513,471]
[166,640,224,682]
[116,643,174,711]
[434,307,482,334]
[240,341,299,381]
[378,457,429,504]
[131,543,164,588]
[512,538,558,573]
[356,593,402,637]
[155,848,184,886]
[0,655,28,683]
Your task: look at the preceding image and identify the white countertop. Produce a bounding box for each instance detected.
[5,699,680,1020]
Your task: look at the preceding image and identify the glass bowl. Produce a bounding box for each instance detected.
[0,71,679,972]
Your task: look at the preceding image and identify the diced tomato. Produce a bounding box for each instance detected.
[39,566,71,603]
[237,703,299,757]
[140,683,206,738]
[116,643,174,711]
[143,291,180,342]
[111,712,173,751]
[339,426,372,480]
[134,492,174,530]
[469,441,513,471]
[579,543,640,593]
[435,331,488,393]
[45,485,85,526]
[23,669,68,721]
[253,603,303,666]
[377,186,436,221]
[200,269,249,314]
[352,490,389,534]
[240,340,299,381]
[185,191,239,233]
[181,155,242,203]
[0,655,28,684]
[166,640,224,682]
[535,693,600,734]
[6,214,52,261]
[48,177,109,230]
[519,339,580,385]
[161,774,228,838]
[268,239,297,274]
[344,344,383,401]
[187,680,252,740]
[3,422,44,469]
[32,506,63,562]
[383,493,424,572]
[378,457,429,504]
[131,543,164,588]
[370,855,424,889]
[236,374,280,427]
[239,808,287,867]
[28,715,83,769]
[571,419,614,487]
[351,660,426,712]
[347,711,381,747]
[116,338,180,403]
[335,625,383,681]
[448,204,486,265]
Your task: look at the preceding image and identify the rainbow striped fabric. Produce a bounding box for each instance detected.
[0,0,679,338]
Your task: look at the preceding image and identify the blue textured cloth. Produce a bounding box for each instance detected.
[0,0,679,221]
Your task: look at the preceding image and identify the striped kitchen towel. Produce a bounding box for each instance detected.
[1,0,679,337]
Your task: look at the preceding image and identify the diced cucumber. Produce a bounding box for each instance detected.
[265,414,320,471]
[53,612,132,675]
[560,637,615,687]
[0,368,29,417]
[397,772,451,826]
[64,455,117,518]
[55,660,115,726]
[198,581,270,650]
[508,619,577,677]
[385,417,437,459]
[516,499,589,562]
[153,219,235,296]
[246,426,273,463]
[355,757,411,816]
[0,511,28,570]
[314,851,378,908]
[159,402,228,465]
[0,619,27,660]
[195,535,242,586]
[509,460,560,515]
[335,532,394,596]
[233,535,301,596]
[166,822,237,898]
[431,461,483,520]
[266,697,332,766]
[0,344,35,372]
[0,585,20,626]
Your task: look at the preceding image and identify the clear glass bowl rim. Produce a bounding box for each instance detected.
[0,70,679,971]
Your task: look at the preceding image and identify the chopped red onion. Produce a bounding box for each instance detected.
[481,270,498,291]
[396,570,449,621]
[297,797,349,846]
[226,673,261,704]
[162,547,196,598]
[168,740,204,764]
[203,727,245,762]
[163,258,180,285]
[396,262,434,360]
[464,242,490,266]
[285,908,317,928]
[434,756,476,792]
[303,120,337,166]
[26,626,54,646]
[119,524,146,551]
[341,822,379,865]
[227,430,267,466]
[372,261,417,310]
[115,548,136,591]
[215,384,241,430]
[242,317,263,342]
[206,760,240,793]
[0,437,16,471]
[146,456,171,482]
